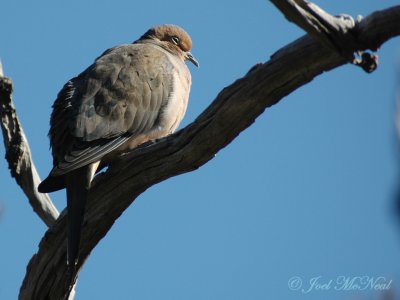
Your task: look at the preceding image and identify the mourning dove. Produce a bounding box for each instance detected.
[38,24,198,271]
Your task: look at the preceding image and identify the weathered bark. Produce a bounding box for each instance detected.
[270,1,400,72]
[0,76,59,227]
[270,0,358,58]
[0,3,395,300]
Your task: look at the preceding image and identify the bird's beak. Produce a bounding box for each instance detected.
[186,52,199,67]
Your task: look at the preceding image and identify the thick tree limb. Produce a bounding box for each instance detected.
[16,4,400,300]
[0,74,59,227]
[356,6,400,51]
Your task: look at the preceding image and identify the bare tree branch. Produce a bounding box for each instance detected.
[356,6,400,51]
[0,74,59,227]
[270,0,357,57]
[269,1,399,73]
[14,4,400,300]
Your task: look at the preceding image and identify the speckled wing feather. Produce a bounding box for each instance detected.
[48,44,173,176]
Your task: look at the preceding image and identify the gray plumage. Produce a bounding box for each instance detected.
[38,24,198,273]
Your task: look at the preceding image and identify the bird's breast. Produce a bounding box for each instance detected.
[157,51,192,134]
[107,47,192,156]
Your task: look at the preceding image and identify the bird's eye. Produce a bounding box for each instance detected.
[171,36,180,45]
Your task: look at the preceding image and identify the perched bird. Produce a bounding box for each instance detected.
[38,24,198,271]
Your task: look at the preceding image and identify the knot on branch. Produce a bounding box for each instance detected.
[352,52,378,73]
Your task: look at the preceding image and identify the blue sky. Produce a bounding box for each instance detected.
[1,1,400,299]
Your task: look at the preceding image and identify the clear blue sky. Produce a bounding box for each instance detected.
[1,1,400,299]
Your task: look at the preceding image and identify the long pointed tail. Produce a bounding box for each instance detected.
[65,165,91,270]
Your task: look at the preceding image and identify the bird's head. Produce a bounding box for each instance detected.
[137,24,199,67]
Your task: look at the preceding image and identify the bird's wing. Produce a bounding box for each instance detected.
[49,44,173,176]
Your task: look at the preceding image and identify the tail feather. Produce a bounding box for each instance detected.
[65,166,91,269]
